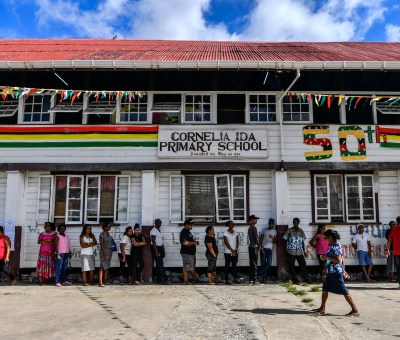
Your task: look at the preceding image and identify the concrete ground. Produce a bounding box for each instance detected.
[1,281,399,340]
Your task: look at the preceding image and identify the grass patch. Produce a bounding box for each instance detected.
[302,297,313,304]
[292,289,307,296]
[280,282,293,289]
[309,286,321,292]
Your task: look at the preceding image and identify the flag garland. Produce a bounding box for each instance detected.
[0,86,146,103]
[284,92,400,110]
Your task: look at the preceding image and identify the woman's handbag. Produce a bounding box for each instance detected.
[111,238,118,252]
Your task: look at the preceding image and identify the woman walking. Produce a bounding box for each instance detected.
[313,229,359,316]
[205,225,220,285]
[80,224,97,286]
[36,222,57,285]
[119,226,133,285]
[99,222,113,287]
[310,224,329,276]
[131,224,147,284]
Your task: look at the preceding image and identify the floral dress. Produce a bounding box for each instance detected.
[322,241,348,295]
[36,232,56,279]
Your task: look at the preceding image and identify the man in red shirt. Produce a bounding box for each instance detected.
[386,216,400,289]
[0,226,16,285]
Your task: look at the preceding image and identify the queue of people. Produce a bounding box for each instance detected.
[1,214,399,290]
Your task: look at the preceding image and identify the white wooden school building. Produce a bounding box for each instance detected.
[1,40,400,270]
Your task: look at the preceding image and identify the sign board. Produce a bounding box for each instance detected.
[158,126,268,158]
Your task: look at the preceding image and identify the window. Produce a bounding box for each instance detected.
[312,97,341,124]
[0,99,19,125]
[151,94,181,125]
[83,97,116,125]
[50,94,83,125]
[248,94,276,122]
[119,94,148,123]
[345,97,373,124]
[170,174,247,223]
[51,174,129,224]
[314,174,375,223]
[217,94,245,124]
[282,95,310,122]
[376,100,400,125]
[184,95,211,122]
[23,95,52,123]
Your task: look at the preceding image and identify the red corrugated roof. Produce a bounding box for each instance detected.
[1,39,400,62]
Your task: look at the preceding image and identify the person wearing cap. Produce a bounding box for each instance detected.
[150,219,168,284]
[248,214,260,285]
[283,218,308,284]
[258,218,277,283]
[386,216,400,288]
[352,224,374,283]
[180,219,200,284]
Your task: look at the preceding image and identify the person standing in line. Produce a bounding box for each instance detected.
[385,216,400,289]
[180,218,199,284]
[80,224,97,286]
[248,214,260,285]
[150,219,168,284]
[54,224,72,287]
[385,221,397,282]
[99,222,113,287]
[0,226,16,285]
[283,218,308,284]
[258,218,277,283]
[131,224,147,284]
[204,225,220,285]
[36,222,57,285]
[313,229,359,316]
[310,224,329,277]
[223,220,240,284]
[352,224,374,283]
[119,226,133,285]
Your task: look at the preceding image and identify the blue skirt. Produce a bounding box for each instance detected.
[323,273,349,295]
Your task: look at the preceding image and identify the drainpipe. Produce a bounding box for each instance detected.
[278,69,301,169]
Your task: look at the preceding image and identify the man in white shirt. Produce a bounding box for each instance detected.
[150,219,168,284]
[258,218,277,283]
[352,224,373,282]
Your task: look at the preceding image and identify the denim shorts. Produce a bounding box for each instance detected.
[357,250,373,266]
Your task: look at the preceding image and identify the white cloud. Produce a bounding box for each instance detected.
[238,0,386,41]
[130,0,234,40]
[32,0,388,41]
[34,0,130,38]
[385,24,400,42]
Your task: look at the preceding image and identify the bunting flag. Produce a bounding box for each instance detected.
[278,93,400,110]
[0,86,146,105]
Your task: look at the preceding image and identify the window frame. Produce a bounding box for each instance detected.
[183,93,214,124]
[117,94,149,124]
[281,94,312,123]
[51,174,130,225]
[312,173,377,223]
[169,173,247,223]
[19,94,54,124]
[246,93,277,124]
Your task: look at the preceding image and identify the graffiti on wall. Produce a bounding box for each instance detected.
[304,125,400,161]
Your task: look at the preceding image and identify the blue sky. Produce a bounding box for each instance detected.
[1,0,400,41]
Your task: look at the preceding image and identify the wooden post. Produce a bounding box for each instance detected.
[276,224,288,280]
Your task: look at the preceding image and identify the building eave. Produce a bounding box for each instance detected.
[1,60,400,71]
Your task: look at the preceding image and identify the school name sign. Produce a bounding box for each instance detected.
[158,127,268,158]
